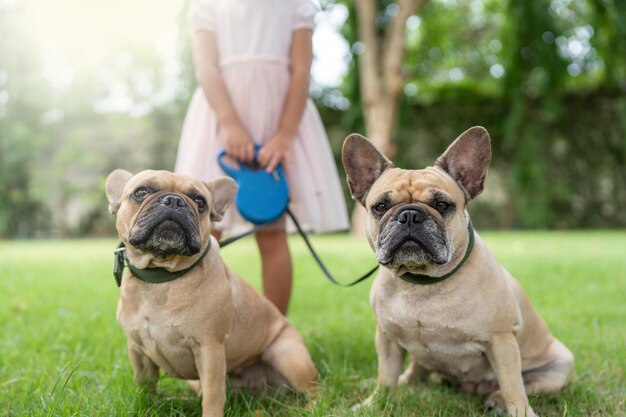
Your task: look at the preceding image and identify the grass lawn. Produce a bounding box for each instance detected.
[1,231,625,416]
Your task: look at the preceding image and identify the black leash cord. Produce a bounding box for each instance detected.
[218,209,379,287]
[285,208,379,287]
[218,228,257,248]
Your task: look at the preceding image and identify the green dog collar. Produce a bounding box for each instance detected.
[399,219,475,285]
[113,240,211,286]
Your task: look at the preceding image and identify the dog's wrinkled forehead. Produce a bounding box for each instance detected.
[124,170,209,199]
[366,166,465,206]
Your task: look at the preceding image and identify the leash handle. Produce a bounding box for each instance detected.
[216,147,254,177]
[217,145,289,226]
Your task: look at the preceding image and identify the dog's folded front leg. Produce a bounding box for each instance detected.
[353,325,405,411]
[487,332,537,417]
[195,342,227,417]
[398,353,429,385]
[127,343,159,393]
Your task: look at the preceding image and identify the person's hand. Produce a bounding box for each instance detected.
[258,130,294,173]
[222,121,254,163]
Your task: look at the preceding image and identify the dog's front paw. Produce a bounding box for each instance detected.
[351,385,394,413]
[485,391,538,417]
[484,391,506,415]
[351,393,376,412]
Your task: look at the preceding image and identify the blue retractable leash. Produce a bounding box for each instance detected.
[217,146,378,287]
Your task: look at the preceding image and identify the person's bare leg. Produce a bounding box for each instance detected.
[255,229,292,315]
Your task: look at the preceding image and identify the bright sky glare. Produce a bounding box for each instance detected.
[21,0,349,93]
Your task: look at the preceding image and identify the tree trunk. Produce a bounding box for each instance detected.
[350,0,426,235]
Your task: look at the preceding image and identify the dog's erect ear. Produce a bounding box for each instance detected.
[106,169,133,214]
[205,176,237,222]
[435,126,491,200]
[342,134,393,205]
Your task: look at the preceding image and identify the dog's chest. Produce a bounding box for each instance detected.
[118,294,201,379]
[374,290,494,381]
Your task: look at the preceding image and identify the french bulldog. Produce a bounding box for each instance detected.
[105,169,317,417]
[342,127,573,417]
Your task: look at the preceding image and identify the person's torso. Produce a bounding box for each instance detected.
[212,0,296,66]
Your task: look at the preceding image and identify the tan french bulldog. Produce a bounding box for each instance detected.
[342,127,573,417]
[105,169,317,417]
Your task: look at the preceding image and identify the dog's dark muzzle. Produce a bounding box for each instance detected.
[376,204,449,266]
[129,193,202,258]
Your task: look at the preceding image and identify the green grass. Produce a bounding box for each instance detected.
[1,231,625,416]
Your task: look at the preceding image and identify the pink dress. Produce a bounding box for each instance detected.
[176,0,349,236]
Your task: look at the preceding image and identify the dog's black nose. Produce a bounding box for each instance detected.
[397,206,427,225]
[160,194,186,208]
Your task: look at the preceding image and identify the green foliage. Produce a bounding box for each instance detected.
[0,3,192,237]
[319,0,626,229]
[1,233,625,415]
[0,123,46,237]
[0,4,50,237]
[589,0,626,89]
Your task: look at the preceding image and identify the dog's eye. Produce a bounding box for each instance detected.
[372,202,388,215]
[133,187,151,201]
[193,196,207,212]
[435,201,451,212]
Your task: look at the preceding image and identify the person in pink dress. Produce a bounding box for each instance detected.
[175,0,349,314]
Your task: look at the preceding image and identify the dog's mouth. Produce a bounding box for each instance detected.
[129,204,201,259]
[376,222,450,270]
[378,236,447,265]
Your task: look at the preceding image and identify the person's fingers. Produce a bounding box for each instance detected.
[240,142,252,163]
[231,143,243,162]
[266,153,283,173]
[284,152,293,172]
[257,148,268,166]
[260,143,276,167]
[224,140,234,155]
[226,144,238,160]
[230,143,240,161]
[257,145,269,167]
[238,145,247,163]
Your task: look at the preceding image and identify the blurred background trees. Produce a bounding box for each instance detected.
[0,0,624,238]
